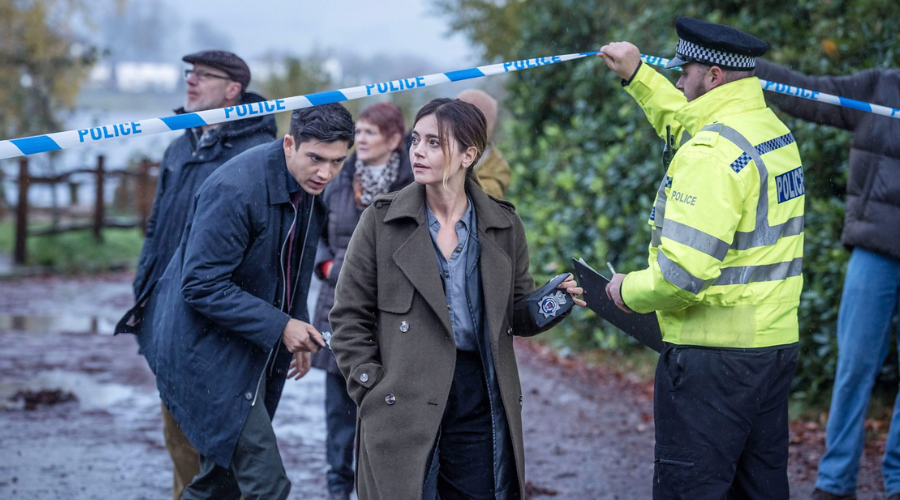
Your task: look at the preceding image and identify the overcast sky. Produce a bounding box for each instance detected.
[165,0,474,67]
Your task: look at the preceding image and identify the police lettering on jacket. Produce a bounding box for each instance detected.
[775,167,805,203]
[670,190,697,206]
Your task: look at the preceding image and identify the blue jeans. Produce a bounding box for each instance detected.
[816,248,900,496]
[325,370,357,495]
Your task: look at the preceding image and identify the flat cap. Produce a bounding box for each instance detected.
[182,50,251,91]
[665,17,768,71]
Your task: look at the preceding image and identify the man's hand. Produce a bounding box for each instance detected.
[598,42,642,81]
[287,351,311,381]
[558,273,587,307]
[605,273,634,313]
[281,319,323,353]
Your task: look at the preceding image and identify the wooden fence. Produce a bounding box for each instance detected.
[10,155,158,265]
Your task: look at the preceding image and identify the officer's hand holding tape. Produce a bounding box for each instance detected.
[598,42,642,82]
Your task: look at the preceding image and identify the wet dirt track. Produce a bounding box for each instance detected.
[0,273,887,499]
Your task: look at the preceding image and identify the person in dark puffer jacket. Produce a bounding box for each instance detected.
[755,60,900,500]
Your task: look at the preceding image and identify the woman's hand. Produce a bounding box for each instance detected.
[558,273,587,307]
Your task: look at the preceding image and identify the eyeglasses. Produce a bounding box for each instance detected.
[184,69,232,81]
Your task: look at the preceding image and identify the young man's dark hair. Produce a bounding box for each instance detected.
[289,103,355,147]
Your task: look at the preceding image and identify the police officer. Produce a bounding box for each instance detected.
[599,18,805,499]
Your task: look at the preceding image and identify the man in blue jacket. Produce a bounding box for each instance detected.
[149,103,354,500]
[117,49,276,500]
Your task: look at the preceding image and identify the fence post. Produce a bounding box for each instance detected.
[93,155,105,242]
[14,158,29,265]
[68,181,79,206]
[0,168,6,220]
[136,158,152,234]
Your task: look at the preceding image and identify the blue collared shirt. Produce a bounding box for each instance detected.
[425,198,482,351]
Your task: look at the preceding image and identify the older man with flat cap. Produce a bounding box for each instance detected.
[117,49,276,500]
[599,18,805,499]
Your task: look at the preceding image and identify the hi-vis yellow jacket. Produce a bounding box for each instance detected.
[621,63,805,348]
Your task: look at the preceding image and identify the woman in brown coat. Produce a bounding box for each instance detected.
[330,98,584,500]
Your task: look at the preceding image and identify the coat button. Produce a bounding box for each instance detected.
[507,326,513,336]
[519,395,523,406]
[385,394,396,405]
[399,321,409,333]
[360,373,369,383]
[244,392,253,401]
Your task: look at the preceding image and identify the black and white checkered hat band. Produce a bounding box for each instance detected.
[674,39,756,70]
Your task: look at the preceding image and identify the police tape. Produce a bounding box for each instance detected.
[640,54,900,121]
[0,52,598,160]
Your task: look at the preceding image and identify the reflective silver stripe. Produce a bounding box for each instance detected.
[713,257,803,286]
[661,220,730,261]
[657,250,712,295]
[652,174,668,229]
[651,227,662,248]
[732,216,804,250]
[700,124,803,251]
[679,130,692,146]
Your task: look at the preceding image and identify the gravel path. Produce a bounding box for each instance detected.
[0,273,888,499]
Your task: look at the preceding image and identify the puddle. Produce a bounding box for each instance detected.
[0,370,137,411]
[0,315,116,335]
[9,389,78,410]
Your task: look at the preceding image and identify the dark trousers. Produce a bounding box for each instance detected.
[653,343,798,500]
[325,370,357,495]
[181,372,290,500]
[424,350,498,500]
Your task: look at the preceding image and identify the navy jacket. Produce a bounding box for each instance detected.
[132,92,277,302]
[150,140,326,468]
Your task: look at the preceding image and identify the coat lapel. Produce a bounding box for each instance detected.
[385,180,515,340]
[387,184,454,335]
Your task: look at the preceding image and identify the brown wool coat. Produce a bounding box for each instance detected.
[330,179,563,500]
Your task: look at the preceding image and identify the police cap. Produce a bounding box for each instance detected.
[182,50,251,91]
[665,17,768,71]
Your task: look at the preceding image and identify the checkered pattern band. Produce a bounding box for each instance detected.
[676,39,756,70]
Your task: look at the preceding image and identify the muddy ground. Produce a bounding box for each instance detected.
[0,273,889,499]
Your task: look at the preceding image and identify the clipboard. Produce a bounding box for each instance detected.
[572,258,665,352]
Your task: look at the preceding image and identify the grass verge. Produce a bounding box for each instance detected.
[0,221,144,274]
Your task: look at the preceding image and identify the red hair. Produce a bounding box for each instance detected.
[358,102,405,145]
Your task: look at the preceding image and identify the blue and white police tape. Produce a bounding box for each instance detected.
[0,52,598,160]
[640,54,900,120]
